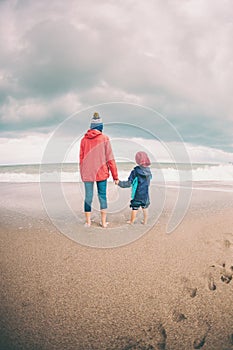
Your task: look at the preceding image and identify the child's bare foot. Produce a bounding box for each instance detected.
[84,222,91,227]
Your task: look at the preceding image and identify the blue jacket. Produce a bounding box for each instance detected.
[118,166,152,203]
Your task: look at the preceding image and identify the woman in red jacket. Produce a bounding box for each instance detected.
[79,112,118,227]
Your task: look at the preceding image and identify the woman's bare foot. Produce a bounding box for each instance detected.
[100,222,109,228]
[127,220,135,225]
[141,220,147,225]
[85,212,91,226]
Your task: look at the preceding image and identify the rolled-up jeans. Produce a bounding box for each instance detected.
[84,180,107,212]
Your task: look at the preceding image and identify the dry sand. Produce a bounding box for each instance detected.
[0,183,233,350]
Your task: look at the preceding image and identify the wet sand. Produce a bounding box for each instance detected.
[0,183,233,349]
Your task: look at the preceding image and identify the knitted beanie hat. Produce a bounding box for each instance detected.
[135,151,151,167]
[90,112,103,131]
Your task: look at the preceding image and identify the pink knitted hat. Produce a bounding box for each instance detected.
[135,151,151,167]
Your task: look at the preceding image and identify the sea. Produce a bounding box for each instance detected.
[0,162,233,183]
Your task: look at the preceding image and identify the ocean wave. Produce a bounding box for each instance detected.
[0,164,232,183]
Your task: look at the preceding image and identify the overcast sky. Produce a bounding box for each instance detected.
[0,0,233,164]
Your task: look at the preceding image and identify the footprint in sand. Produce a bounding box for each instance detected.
[206,233,233,251]
[223,239,231,248]
[207,274,216,291]
[142,323,167,350]
[172,310,187,323]
[221,233,233,250]
[112,323,167,350]
[208,261,233,289]
[193,322,210,349]
[185,286,197,298]
[181,277,198,298]
[215,262,233,283]
[193,335,206,349]
[220,265,233,284]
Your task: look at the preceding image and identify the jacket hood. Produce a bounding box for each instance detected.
[135,165,152,177]
[85,129,102,139]
[135,151,151,167]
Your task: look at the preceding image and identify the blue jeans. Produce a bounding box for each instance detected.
[84,180,107,212]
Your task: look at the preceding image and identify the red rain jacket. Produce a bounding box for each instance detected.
[79,129,118,182]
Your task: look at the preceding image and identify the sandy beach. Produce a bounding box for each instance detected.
[1,183,233,350]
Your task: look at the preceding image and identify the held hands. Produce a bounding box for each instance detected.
[114,179,119,185]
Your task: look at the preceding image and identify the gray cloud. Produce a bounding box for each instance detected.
[0,0,233,156]
[16,19,105,96]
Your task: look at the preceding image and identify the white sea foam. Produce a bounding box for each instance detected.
[155,164,233,182]
[0,163,232,183]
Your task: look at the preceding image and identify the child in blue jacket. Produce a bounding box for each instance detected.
[116,151,152,225]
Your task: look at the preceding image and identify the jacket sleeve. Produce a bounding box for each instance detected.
[79,139,84,165]
[118,180,131,188]
[118,170,135,188]
[79,139,85,181]
[105,137,118,180]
